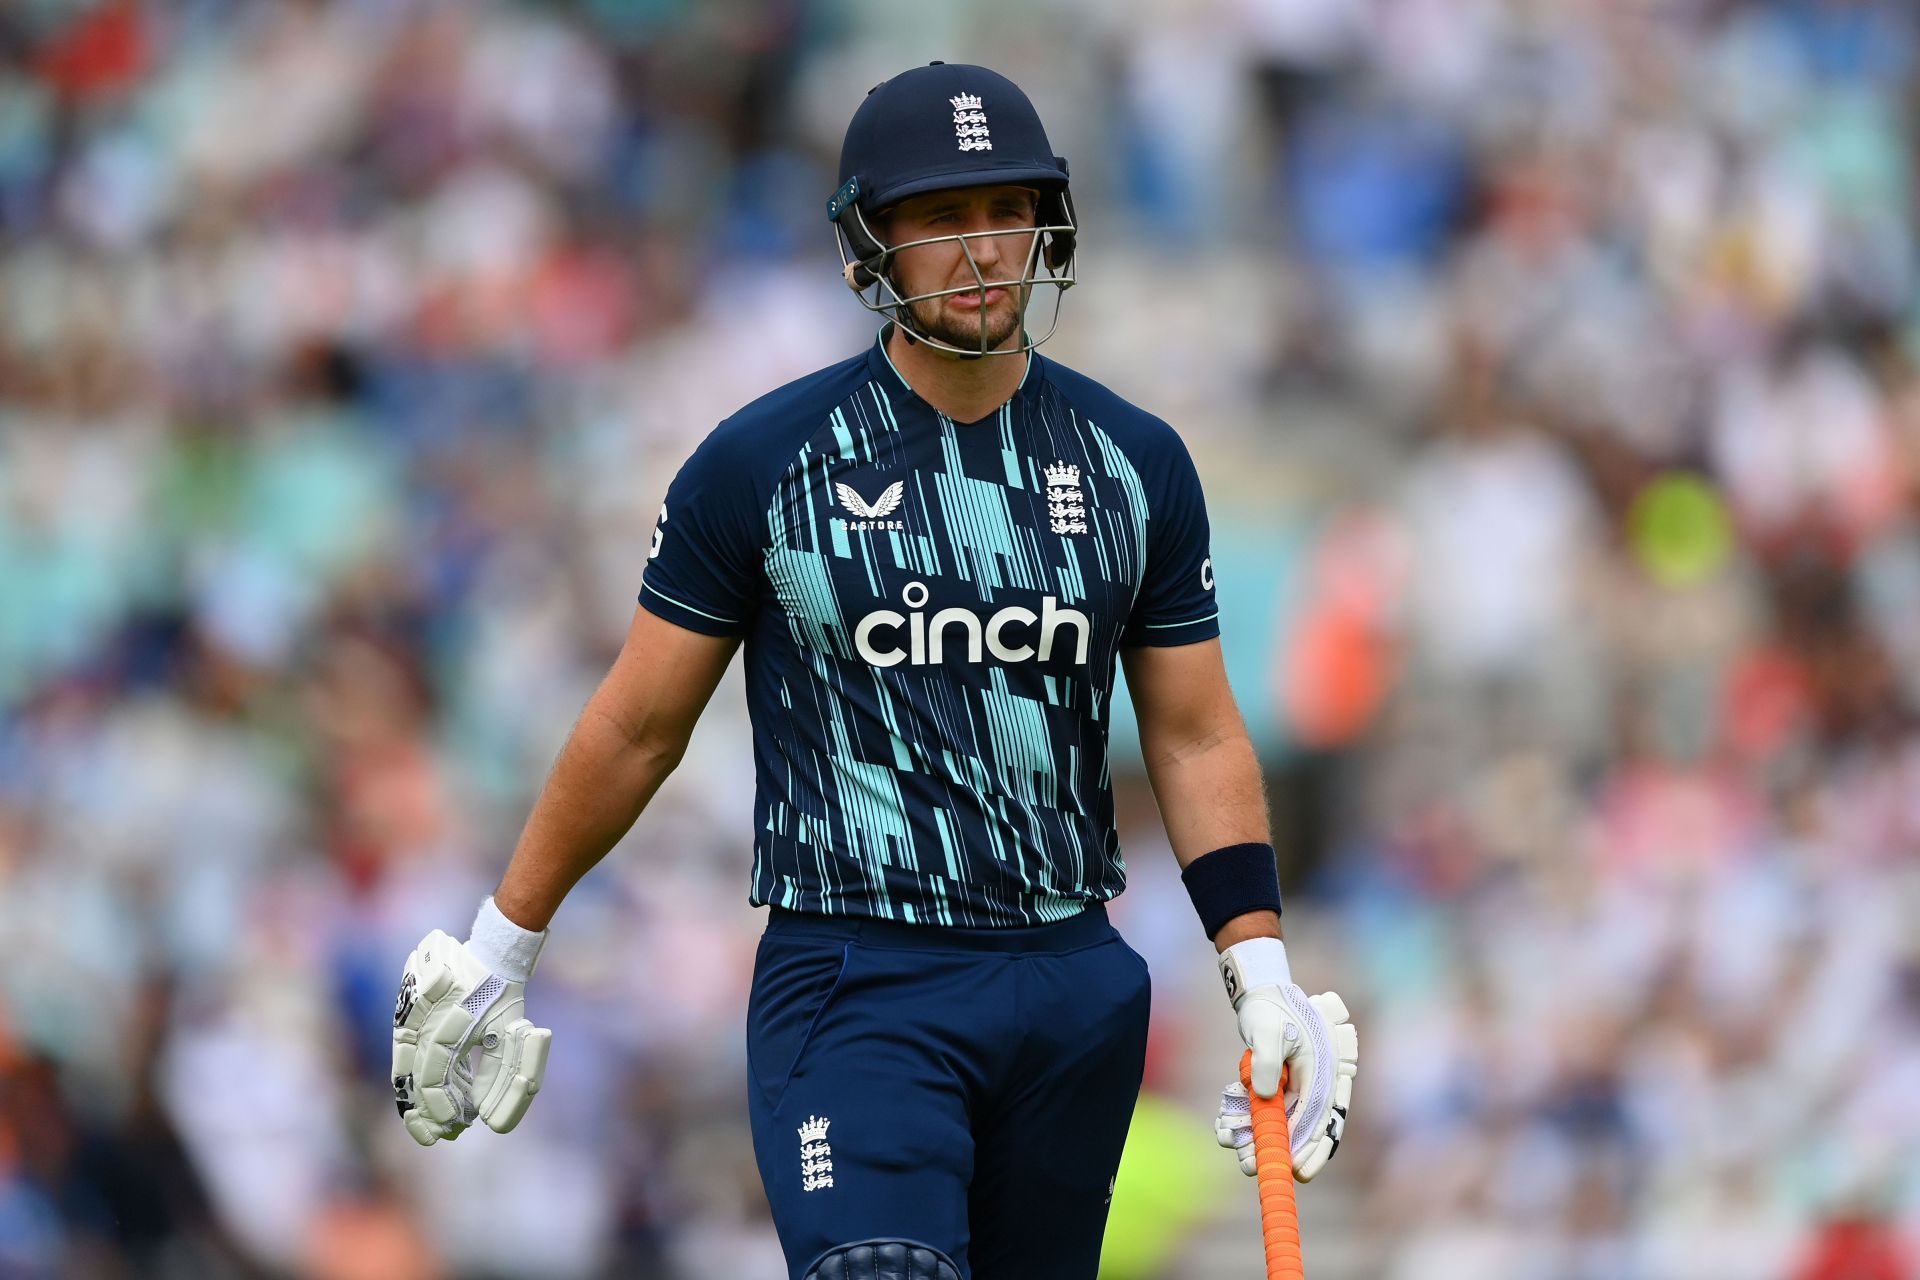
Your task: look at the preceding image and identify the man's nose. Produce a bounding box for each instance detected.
[963,218,1004,266]
[963,221,1024,276]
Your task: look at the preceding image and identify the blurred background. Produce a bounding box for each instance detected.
[3,0,1920,1276]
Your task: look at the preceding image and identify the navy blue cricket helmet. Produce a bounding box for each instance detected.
[827,62,1078,356]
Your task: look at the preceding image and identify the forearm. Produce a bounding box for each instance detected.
[493,698,684,930]
[1140,726,1281,947]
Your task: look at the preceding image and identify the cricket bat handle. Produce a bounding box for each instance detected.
[1240,1048,1305,1279]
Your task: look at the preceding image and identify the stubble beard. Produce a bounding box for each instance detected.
[899,286,1025,353]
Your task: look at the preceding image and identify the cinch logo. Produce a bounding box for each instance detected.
[854,581,1090,667]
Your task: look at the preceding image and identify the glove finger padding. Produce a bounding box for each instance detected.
[1247,1010,1289,1100]
[473,1016,552,1134]
[1293,1060,1353,1183]
[399,1050,478,1146]
[420,1046,482,1128]
[1233,983,1298,1101]
[1215,1080,1258,1177]
[1289,990,1357,1184]
[394,933,470,1146]
[412,993,485,1125]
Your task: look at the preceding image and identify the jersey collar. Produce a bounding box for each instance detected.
[867,322,1045,425]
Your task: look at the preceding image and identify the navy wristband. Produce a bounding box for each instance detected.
[1181,842,1283,940]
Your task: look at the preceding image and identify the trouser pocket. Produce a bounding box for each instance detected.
[746,936,858,1111]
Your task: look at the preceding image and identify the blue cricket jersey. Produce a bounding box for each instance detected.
[639,326,1219,926]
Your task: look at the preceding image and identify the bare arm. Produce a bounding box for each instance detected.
[493,604,740,929]
[1120,638,1281,950]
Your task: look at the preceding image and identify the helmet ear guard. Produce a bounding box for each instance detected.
[829,177,892,291]
[1039,185,1076,274]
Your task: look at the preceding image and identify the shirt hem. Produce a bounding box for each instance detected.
[638,581,746,636]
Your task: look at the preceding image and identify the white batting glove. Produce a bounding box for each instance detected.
[1214,937,1358,1182]
[391,898,553,1147]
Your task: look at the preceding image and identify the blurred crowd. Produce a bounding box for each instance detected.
[3,0,1919,1277]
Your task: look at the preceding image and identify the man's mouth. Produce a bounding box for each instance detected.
[949,286,1008,309]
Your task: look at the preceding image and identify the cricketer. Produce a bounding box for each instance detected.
[390,62,1360,1280]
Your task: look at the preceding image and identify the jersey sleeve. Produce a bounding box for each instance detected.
[638,429,764,636]
[1120,430,1221,647]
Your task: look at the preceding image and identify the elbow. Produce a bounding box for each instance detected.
[635,733,689,773]
[1141,720,1246,772]
[630,723,691,774]
[583,699,690,772]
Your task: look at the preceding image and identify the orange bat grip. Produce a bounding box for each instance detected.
[1240,1048,1305,1279]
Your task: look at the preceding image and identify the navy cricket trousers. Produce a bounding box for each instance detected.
[745,903,1152,1279]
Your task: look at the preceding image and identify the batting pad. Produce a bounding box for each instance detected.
[805,1239,961,1280]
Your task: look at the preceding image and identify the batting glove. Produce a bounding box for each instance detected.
[391,898,552,1147]
[1215,937,1358,1182]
